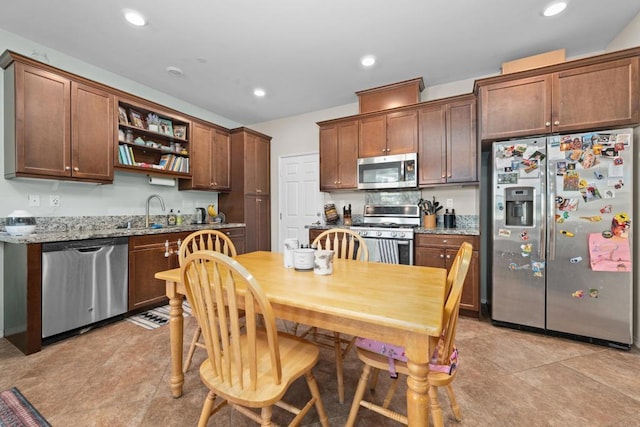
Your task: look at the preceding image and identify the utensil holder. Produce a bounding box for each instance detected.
[423,214,436,229]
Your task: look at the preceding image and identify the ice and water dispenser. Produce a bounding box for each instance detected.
[505,187,534,227]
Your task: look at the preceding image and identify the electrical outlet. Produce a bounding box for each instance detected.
[446,198,454,208]
[28,194,40,207]
[49,194,60,207]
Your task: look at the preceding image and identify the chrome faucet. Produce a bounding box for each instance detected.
[145,194,166,227]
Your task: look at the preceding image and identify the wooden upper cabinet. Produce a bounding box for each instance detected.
[418,95,477,185]
[358,115,386,157]
[10,62,71,179]
[386,110,418,154]
[3,53,113,183]
[479,74,551,141]
[71,81,114,181]
[358,110,418,157]
[212,128,231,190]
[552,58,639,133]
[245,132,270,195]
[179,121,230,191]
[478,54,640,141]
[447,98,477,183]
[319,120,358,190]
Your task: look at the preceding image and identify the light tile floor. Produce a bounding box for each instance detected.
[1,315,639,426]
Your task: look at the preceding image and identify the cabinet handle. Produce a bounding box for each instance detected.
[164,240,170,258]
[73,167,79,172]
[65,166,71,171]
[442,239,448,243]
[554,120,560,125]
[446,254,451,259]
[256,189,262,193]
[439,254,445,258]
[448,174,452,178]
[545,122,551,127]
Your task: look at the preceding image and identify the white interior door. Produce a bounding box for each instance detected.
[278,153,323,249]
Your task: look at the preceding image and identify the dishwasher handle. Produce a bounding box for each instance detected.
[42,236,128,252]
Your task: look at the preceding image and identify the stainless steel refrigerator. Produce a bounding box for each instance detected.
[491,128,634,347]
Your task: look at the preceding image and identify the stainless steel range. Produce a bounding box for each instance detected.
[350,204,421,265]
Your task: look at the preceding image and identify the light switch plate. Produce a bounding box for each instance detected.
[446,198,454,208]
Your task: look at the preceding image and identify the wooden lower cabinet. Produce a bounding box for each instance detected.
[414,234,480,317]
[128,232,190,311]
[128,227,246,311]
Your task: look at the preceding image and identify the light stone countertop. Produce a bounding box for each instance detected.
[0,223,246,244]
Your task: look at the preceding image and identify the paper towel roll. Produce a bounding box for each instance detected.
[148,176,175,187]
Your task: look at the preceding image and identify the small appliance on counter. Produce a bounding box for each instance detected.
[5,210,37,236]
[194,207,206,224]
[343,204,352,226]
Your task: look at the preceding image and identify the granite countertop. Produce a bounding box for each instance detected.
[0,222,246,244]
[307,224,479,236]
[414,227,479,236]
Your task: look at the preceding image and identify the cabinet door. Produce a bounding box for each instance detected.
[14,63,71,177]
[418,105,446,185]
[129,233,187,310]
[446,248,480,314]
[189,121,214,189]
[245,196,270,252]
[319,125,339,190]
[414,246,446,269]
[71,82,114,182]
[446,99,477,183]
[386,110,418,155]
[337,120,358,188]
[245,134,270,195]
[479,74,552,141]
[552,57,640,133]
[128,245,172,310]
[212,128,231,190]
[220,227,246,255]
[358,115,387,157]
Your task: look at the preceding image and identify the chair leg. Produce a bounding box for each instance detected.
[260,406,273,426]
[334,331,345,404]
[346,364,372,427]
[369,368,380,391]
[305,371,330,427]
[382,377,400,409]
[445,384,462,421]
[428,385,444,427]
[184,326,202,373]
[198,390,215,427]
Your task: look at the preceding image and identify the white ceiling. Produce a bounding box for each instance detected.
[1,1,639,125]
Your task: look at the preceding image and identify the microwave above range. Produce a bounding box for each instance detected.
[357,153,417,190]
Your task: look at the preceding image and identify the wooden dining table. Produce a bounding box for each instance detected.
[155,250,447,427]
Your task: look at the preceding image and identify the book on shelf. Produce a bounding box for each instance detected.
[128,146,136,165]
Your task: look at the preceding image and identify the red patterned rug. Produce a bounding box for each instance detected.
[0,388,50,427]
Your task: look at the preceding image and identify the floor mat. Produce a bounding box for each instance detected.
[126,301,192,330]
[0,387,51,427]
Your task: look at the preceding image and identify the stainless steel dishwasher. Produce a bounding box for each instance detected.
[41,237,128,339]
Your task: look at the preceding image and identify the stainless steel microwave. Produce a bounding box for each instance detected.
[357,153,418,190]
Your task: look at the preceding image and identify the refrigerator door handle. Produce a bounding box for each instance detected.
[539,185,546,259]
[547,159,556,261]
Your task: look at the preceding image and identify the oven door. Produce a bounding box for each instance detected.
[361,237,413,265]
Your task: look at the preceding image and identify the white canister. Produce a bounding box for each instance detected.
[314,250,335,275]
[283,238,300,268]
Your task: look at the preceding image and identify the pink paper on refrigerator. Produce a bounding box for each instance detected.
[588,233,631,272]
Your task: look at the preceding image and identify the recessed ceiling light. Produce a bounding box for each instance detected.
[166,66,184,77]
[123,9,147,26]
[543,1,567,17]
[361,55,376,67]
[254,88,266,98]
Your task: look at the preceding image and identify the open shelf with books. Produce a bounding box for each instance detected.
[115,98,191,177]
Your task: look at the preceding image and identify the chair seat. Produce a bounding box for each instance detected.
[200,330,320,408]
